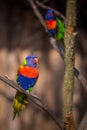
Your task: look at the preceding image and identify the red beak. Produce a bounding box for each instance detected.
[34,58,38,64]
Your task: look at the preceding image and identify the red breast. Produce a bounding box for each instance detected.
[45,20,57,30]
[18,66,39,78]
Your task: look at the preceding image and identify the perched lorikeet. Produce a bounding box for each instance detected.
[45,9,65,41]
[13,55,39,119]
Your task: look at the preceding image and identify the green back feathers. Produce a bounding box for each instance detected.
[55,18,65,41]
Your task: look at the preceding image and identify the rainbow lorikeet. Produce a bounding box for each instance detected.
[45,9,65,41]
[13,55,39,119]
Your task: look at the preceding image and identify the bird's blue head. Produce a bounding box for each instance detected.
[22,55,38,68]
[45,9,56,20]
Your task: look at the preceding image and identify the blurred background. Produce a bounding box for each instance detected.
[0,0,87,130]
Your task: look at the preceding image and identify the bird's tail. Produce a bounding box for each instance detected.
[12,111,17,120]
[12,91,29,120]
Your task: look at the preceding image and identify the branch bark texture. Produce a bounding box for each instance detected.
[63,0,77,129]
[0,76,62,130]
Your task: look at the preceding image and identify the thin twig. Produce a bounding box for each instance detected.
[49,37,65,60]
[42,0,51,4]
[78,111,87,130]
[27,0,48,33]
[74,68,87,91]
[0,75,63,130]
[35,0,65,21]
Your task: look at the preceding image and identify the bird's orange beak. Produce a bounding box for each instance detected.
[34,58,38,64]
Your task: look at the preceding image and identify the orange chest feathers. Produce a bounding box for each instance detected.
[18,66,39,78]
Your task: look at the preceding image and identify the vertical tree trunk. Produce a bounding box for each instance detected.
[63,0,77,129]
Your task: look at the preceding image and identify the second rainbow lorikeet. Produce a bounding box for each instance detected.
[13,55,39,120]
[45,9,65,41]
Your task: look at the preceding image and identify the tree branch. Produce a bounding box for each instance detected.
[40,0,51,4]
[26,0,87,93]
[78,111,87,130]
[62,0,77,129]
[49,37,87,90]
[0,75,63,130]
[27,0,48,33]
[35,0,65,21]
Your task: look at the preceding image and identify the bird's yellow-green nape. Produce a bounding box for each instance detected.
[16,59,27,82]
[12,91,28,120]
[22,59,27,66]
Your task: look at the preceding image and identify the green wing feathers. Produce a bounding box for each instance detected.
[55,18,65,41]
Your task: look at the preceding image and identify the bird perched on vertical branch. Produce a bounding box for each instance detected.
[45,9,65,41]
[13,55,39,120]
